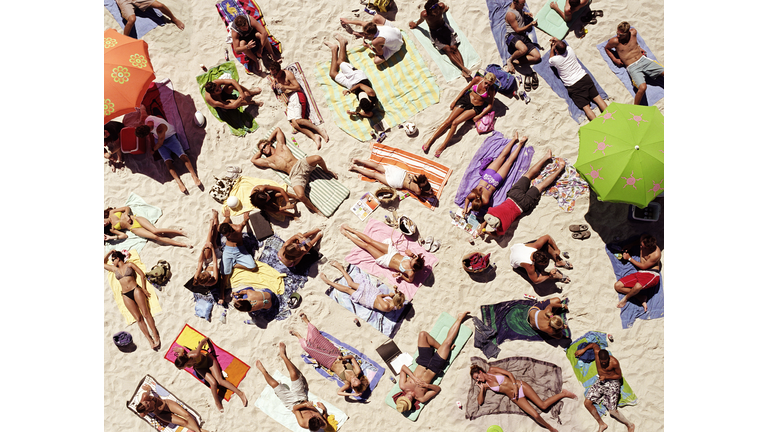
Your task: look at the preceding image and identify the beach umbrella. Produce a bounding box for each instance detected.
[104,28,155,123]
[574,103,664,208]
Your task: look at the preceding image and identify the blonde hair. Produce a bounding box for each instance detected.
[392,291,405,310]
[549,315,564,330]
[395,395,412,412]
[484,72,497,85]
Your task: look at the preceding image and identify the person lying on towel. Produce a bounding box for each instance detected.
[527,297,568,338]
[604,21,664,105]
[548,38,607,121]
[324,34,381,119]
[279,227,323,268]
[613,234,661,311]
[349,158,434,200]
[136,384,208,432]
[320,260,406,313]
[340,224,424,283]
[268,63,329,149]
[340,15,404,66]
[408,0,472,79]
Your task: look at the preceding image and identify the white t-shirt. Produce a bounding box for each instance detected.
[145,115,176,139]
[548,46,587,87]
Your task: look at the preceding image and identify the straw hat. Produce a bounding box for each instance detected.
[395,396,412,412]
[375,186,398,206]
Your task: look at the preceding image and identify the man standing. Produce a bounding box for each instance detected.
[116,0,184,37]
[408,1,472,79]
[548,38,607,121]
[504,0,540,73]
[574,344,635,432]
[614,234,661,311]
[604,22,664,105]
[203,79,263,110]
[340,15,404,66]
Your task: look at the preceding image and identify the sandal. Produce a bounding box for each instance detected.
[556,260,573,270]
[569,224,589,232]
[423,236,434,251]
[572,230,591,240]
[524,75,532,92]
[531,72,539,90]
[430,239,441,253]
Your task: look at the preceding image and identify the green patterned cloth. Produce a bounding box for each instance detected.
[195,61,259,136]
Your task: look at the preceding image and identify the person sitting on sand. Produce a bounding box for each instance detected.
[268,63,330,149]
[251,127,337,216]
[229,14,281,73]
[614,234,661,311]
[116,0,184,37]
[104,250,161,350]
[249,184,300,220]
[574,343,635,432]
[349,158,433,199]
[135,114,202,194]
[422,72,497,158]
[395,311,470,412]
[509,235,572,284]
[408,0,472,79]
[325,34,381,119]
[105,120,124,172]
[255,343,329,431]
[471,363,576,432]
[527,297,568,338]
[504,0,540,73]
[290,312,371,398]
[232,286,276,313]
[136,384,208,432]
[340,224,424,283]
[173,337,248,412]
[340,15,404,66]
[104,206,191,248]
[549,0,589,23]
[548,38,607,121]
[604,21,664,105]
[192,210,221,290]
[319,260,406,313]
[203,79,263,111]
[218,207,257,290]
[279,228,323,268]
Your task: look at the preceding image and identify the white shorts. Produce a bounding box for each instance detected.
[285,92,305,121]
[374,239,398,268]
[333,62,368,89]
[384,165,407,189]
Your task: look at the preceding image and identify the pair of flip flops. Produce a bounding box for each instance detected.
[523,72,539,92]
[581,10,603,25]
[569,224,591,240]
[420,236,441,253]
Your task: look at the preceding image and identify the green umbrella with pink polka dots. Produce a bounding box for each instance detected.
[574,103,664,208]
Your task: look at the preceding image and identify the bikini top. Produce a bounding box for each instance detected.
[235,287,269,306]
[112,211,124,230]
[488,374,506,392]
[114,265,135,280]
[472,83,489,98]
[398,259,410,274]
[533,309,542,330]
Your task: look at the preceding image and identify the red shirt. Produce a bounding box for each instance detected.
[486,198,522,235]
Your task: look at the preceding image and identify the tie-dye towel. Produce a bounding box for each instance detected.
[530,156,589,212]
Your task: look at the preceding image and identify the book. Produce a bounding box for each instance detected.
[376,340,413,376]
[350,192,380,221]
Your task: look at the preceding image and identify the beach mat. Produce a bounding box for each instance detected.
[223,176,288,217]
[479,298,571,346]
[409,10,480,82]
[533,0,592,40]
[195,61,259,136]
[314,31,440,142]
[126,375,203,432]
[104,0,164,39]
[163,324,250,401]
[384,312,473,420]
[279,62,323,126]
[106,249,162,325]
[487,0,538,64]
[141,79,190,151]
[216,0,282,74]
[105,193,163,253]
[605,243,664,329]
[530,156,589,212]
[597,30,664,106]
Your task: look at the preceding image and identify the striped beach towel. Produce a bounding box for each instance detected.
[409,10,480,82]
[276,62,323,126]
[216,0,282,74]
[126,375,203,432]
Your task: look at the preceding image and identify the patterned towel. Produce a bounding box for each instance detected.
[606,243,664,329]
[106,249,162,325]
[126,375,203,432]
[195,61,259,136]
[104,193,163,253]
[409,10,480,82]
[141,79,190,151]
[216,0,282,74]
[479,298,571,346]
[104,0,164,39]
[530,156,589,212]
[597,30,664,106]
[279,62,323,126]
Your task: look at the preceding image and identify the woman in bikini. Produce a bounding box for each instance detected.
[104,206,191,248]
[249,184,299,220]
[527,297,568,338]
[319,260,406,313]
[173,336,248,412]
[340,224,424,283]
[136,384,208,432]
[232,286,276,313]
[290,312,370,398]
[278,228,323,268]
[104,250,160,350]
[422,72,497,158]
[471,364,576,432]
[349,158,434,199]
[193,210,220,289]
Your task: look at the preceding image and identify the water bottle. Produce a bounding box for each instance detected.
[219,308,227,324]
[364,7,376,15]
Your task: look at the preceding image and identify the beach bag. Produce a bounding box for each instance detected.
[475,111,496,134]
[209,176,237,204]
[146,260,172,286]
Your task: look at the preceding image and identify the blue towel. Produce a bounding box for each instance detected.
[596,31,664,106]
[104,0,165,39]
[486,0,538,63]
[606,244,664,329]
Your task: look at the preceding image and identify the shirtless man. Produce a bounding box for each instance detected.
[255,343,329,431]
[504,0,540,73]
[250,127,337,216]
[574,344,635,432]
[136,384,208,432]
[229,14,281,72]
[604,21,664,105]
[203,79,263,110]
[395,311,470,412]
[218,208,257,291]
[324,35,381,119]
[340,15,404,66]
[268,63,329,149]
[549,0,589,22]
[408,0,471,79]
[116,0,184,37]
[614,234,661,311]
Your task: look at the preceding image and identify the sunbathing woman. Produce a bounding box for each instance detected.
[232,286,276,313]
[527,297,568,338]
[105,206,191,248]
[193,210,220,289]
[173,336,248,412]
[319,260,406,313]
[249,184,299,220]
[463,130,528,215]
[349,158,433,198]
[422,72,497,158]
[279,228,323,268]
[340,224,424,283]
[136,384,208,432]
[290,312,370,398]
[104,250,160,349]
[471,364,577,432]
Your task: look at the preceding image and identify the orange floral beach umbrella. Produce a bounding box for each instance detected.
[104,29,155,123]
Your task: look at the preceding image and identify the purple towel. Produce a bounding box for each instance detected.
[596,30,664,106]
[606,244,664,329]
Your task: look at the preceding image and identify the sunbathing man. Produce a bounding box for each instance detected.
[219,207,257,293]
[136,384,208,432]
[509,235,572,284]
[192,209,220,290]
[504,0,540,73]
[575,343,635,432]
[340,15,404,66]
[229,14,281,73]
[249,184,300,219]
[548,38,607,121]
[549,0,589,22]
[278,228,323,268]
[268,63,329,149]
[250,127,337,216]
[408,1,472,79]
[604,21,664,105]
[116,0,184,37]
[325,34,381,118]
[203,79,263,110]
[614,234,661,311]
[255,343,329,431]
[395,311,470,412]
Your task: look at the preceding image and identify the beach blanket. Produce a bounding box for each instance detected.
[141,79,190,151]
[105,193,162,253]
[465,356,564,423]
[597,30,664,106]
[314,31,440,142]
[253,370,348,432]
[216,0,282,74]
[479,298,571,347]
[223,176,289,217]
[360,142,452,210]
[566,331,638,416]
[409,11,480,82]
[344,218,438,301]
[533,0,592,40]
[384,312,473,420]
[487,0,538,64]
[106,249,162,325]
[127,375,203,432]
[195,61,259,136]
[606,244,664,328]
[530,156,589,212]
[277,62,323,126]
[163,324,250,401]
[104,0,164,39]
[326,263,405,338]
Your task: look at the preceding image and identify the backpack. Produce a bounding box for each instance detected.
[146,260,172,286]
[485,64,517,93]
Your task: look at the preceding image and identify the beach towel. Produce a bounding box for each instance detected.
[216,0,282,75]
[533,0,592,40]
[606,244,664,328]
[163,324,250,401]
[344,218,438,301]
[299,329,385,401]
[567,331,638,416]
[479,298,571,348]
[106,249,162,325]
[360,142,452,210]
[326,263,406,338]
[409,11,481,82]
[465,356,564,423]
[104,0,164,39]
[223,176,289,217]
[384,312,473,420]
[127,375,204,432]
[195,61,259,136]
[530,156,589,212]
[141,79,190,151]
[314,31,440,142]
[278,62,323,126]
[253,370,348,432]
[229,260,286,295]
[487,0,538,64]
[105,193,162,253]
[597,30,664,106]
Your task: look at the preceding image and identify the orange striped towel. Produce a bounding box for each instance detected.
[360,142,452,210]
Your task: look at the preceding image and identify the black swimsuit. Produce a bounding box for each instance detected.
[116,266,138,301]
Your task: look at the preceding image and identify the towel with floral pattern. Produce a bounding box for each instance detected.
[530,157,589,212]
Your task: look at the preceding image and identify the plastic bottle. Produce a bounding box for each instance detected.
[364,7,376,15]
[220,308,227,324]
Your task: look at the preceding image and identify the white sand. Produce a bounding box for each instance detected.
[104,0,663,431]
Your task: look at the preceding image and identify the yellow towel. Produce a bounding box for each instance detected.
[229,261,286,295]
[223,176,288,217]
[106,249,162,325]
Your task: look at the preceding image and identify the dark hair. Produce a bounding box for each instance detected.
[569,0,580,7]
[640,234,657,249]
[411,254,425,272]
[104,222,113,236]
[532,251,550,266]
[469,364,485,377]
[352,375,370,393]
[363,22,377,36]
[425,0,440,12]
[597,349,609,362]
[308,417,325,431]
[554,41,567,55]
[136,402,149,414]
[284,242,304,261]
[135,125,151,138]
[250,190,280,212]
[193,272,213,286]
[174,352,189,369]
[359,98,373,113]
[203,82,217,93]
[218,222,234,236]
[415,174,432,194]
[268,62,281,73]
[233,15,248,27]
[234,299,252,312]
[104,207,114,218]
[112,251,126,263]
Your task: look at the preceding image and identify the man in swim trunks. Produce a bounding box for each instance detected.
[340,15,404,66]
[268,63,330,149]
[549,0,589,23]
[395,311,470,412]
[251,127,338,216]
[548,38,607,121]
[408,1,472,79]
[218,207,257,293]
[504,0,540,73]
[203,79,263,110]
[575,344,635,432]
[604,21,664,105]
[614,234,661,311]
[230,14,281,72]
[324,34,381,119]
[136,383,208,432]
[116,0,184,37]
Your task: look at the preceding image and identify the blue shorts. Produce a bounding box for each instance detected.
[157,134,185,161]
[222,245,256,275]
[626,56,664,87]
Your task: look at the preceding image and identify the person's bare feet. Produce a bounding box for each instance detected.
[598,424,608,432]
[238,390,248,407]
[289,329,301,338]
[255,359,265,372]
[298,311,309,323]
[176,180,188,194]
[627,423,635,432]
[561,389,578,399]
[461,69,472,79]
[172,18,185,31]
[319,272,331,285]
[279,341,288,357]
[330,260,345,272]
[519,135,529,147]
[319,127,330,144]
[340,224,350,235]
[323,38,338,50]
[616,298,627,309]
[327,169,338,179]
[152,338,161,350]
[313,134,323,150]
[334,33,348,45]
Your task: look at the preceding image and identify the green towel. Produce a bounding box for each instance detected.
[195,61,259,136]
[409,11,480,82]
[534,0,592,40]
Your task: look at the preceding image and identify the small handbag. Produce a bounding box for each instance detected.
[475,110,496,134]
